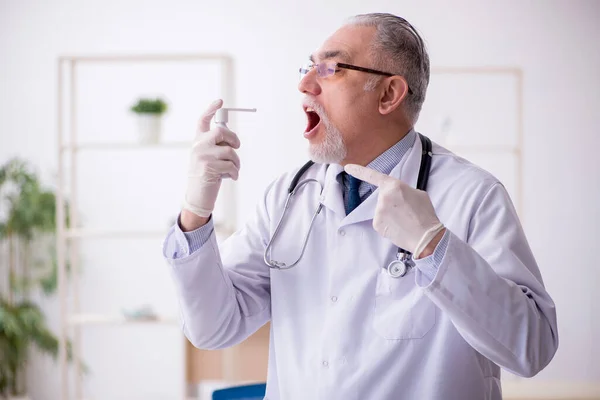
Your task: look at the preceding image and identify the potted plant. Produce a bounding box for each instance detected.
[130,97,168,144]
[0,158,71,399]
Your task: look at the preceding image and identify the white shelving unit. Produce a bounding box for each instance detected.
[67,314,179,326]
[55,53,235,400]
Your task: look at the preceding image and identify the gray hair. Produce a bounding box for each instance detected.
[346,13,430,123]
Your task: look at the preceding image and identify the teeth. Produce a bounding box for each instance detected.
[306,107,314,112]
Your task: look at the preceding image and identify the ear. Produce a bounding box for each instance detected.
[378,76,410,115]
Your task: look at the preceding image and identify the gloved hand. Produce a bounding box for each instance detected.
[344,164,445,258]
[183,99,241,217]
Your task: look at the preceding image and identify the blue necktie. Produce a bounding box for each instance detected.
[345,173,362,214]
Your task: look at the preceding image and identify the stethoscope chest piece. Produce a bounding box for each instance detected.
[387,260,409,278]
[263,133,433,272]
[387,248,413,278]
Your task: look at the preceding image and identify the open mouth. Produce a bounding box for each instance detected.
[304,106,322,136]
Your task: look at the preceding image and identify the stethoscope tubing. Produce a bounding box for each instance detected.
[264,134,433,279]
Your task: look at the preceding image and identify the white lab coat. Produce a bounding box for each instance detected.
[163,135,558,400]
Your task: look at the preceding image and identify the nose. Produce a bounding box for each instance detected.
[298,69,321,96]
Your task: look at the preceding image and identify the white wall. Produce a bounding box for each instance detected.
[1,0,599,398]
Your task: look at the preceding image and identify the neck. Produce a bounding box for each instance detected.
[341,122,413,167]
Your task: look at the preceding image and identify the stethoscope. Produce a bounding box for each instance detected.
[263,133,433,279]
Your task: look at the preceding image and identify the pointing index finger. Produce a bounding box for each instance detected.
[344,164,392,187]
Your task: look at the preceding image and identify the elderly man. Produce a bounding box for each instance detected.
[163,13,558,400]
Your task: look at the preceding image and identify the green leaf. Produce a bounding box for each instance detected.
[0,157,80,395]
[130,97,168,114]
[39,258,58,295]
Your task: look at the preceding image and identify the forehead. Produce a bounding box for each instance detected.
[310,25,376,64]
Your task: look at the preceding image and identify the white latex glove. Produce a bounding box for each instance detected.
[183,99,241,217]
[344,164,445,258]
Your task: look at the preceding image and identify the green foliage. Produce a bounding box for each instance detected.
[130,97,168,115]
[0,299,58,394]
[0,159,56,241]
[0,157,72,396]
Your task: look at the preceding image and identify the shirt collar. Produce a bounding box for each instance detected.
[337,128,417,188]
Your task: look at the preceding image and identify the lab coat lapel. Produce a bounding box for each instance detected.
[340,134,424,227]
[319,163,346,217]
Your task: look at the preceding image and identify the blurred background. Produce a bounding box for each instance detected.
[0,0,599,399]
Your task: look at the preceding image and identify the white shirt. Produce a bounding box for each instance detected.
[163,134,558,400]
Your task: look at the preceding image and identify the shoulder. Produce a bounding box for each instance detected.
[262,161,327,206]
[427,139,507,201]
[424,139,520,238]
[268,161,325,191]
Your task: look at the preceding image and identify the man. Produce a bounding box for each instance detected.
[163,13,558,400]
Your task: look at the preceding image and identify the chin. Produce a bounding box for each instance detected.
[308,142,347,165]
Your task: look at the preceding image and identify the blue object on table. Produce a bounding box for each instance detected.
[212,383,266,400]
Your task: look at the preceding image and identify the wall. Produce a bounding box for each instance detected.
[1,0,599,398]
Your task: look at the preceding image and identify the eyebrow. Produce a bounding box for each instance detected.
[309,50,352,63]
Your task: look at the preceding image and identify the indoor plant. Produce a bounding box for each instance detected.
[0,158,70,399]
[130,97,168,144]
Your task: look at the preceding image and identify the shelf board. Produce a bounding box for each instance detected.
[59,53,230,62]
[68,313,178,326]
[66,229,169,239]
[65,224,234,239]
[61,141,190,152]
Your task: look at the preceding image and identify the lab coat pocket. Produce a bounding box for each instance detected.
[373,268,436,340]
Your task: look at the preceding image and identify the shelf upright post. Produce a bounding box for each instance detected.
[57,56,69,400]
[68,57,84,400]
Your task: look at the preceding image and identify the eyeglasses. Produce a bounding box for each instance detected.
[299,61,413,95]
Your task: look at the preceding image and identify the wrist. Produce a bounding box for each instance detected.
[180,209,210,232]
[417,228,446,259]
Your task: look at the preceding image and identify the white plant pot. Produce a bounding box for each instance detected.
[136,114,162,144]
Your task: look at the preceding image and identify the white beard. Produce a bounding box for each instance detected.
[305,101,347,164]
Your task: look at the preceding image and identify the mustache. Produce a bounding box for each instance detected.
[303,98,328,121]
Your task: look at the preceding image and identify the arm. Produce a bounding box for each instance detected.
[162,98,271,350]
[345,163,558,377]
[414,183,559,377]
[180,209,210,231]
[163,185,273,350]
[162,216,213,260]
